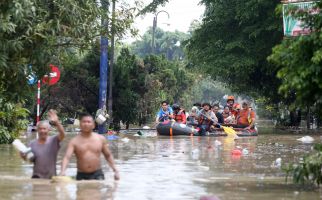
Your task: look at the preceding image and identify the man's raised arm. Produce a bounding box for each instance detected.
[48,109,65,141]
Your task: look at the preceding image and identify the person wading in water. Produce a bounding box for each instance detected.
[60,113,119,180]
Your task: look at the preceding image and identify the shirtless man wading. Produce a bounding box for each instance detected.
[60,113,120,180]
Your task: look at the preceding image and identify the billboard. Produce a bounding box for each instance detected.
[282,1,316,36]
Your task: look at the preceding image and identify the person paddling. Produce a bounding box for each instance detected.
[60,113,119,180]
[197,103,218,135]
[156,100,174,123]
[20,109,65,179]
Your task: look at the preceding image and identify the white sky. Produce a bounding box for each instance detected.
[123,0,205,43]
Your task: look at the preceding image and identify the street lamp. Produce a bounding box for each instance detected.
[151,10,170,54]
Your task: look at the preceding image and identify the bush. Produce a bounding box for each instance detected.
[284,144,322,186]
[0,98,29,144]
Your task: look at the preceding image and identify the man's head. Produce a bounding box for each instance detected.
[79,113,95,133]
[223,105,230,113]
[202,102,211,111]
[193,102,202,108]
[227,96,235,107]
[212,104,219,113]
[37,121,51,140]
[172,104,180,112]
[242,101,249,110]
[161,100,169,111]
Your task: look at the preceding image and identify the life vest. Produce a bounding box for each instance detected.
[174,110,186,123]
[237,110,253,125]
[198,111,212,125]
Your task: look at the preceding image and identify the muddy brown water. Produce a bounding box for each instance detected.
[0,128,321,200]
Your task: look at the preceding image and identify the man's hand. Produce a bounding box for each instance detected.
[244,126,251,130]
[48,109,59,125]
[20,152,27,161]
[114,170,120,180]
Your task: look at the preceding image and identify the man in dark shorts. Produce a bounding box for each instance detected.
[60,113,119,181]
[21,109,65,179]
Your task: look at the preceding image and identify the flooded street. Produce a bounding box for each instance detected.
[0,128,321,200]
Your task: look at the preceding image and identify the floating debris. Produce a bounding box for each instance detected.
[297,136,314,143]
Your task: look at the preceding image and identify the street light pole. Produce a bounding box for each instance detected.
[98,0,109,134]
[151,10,170,54]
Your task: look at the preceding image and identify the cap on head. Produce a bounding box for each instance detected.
[227,96,235,101]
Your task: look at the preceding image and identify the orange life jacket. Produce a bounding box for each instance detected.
[174,110,186,124]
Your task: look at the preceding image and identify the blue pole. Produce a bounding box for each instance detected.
[98,36,109,134]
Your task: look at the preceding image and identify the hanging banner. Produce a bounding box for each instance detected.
[282,1,316,36]
[42,64,61,85]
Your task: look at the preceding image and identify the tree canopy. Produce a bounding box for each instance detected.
[187,0,283,102]
[269,1,322,114]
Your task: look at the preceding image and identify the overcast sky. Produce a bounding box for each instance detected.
[123,0,205,43]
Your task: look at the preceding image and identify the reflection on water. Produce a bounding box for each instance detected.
[0,130,322,200]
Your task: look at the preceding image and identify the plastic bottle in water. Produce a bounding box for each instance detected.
[12,139,34,161]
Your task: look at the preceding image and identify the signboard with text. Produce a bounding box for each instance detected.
[283,1,316,36]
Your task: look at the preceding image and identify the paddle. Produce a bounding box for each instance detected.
[197,109,237,136]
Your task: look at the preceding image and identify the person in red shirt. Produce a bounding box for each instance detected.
[226,95,240,118]
[172,104,186,124]
[236,101,256,129]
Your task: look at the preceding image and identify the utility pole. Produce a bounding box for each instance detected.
[98,0,109,134]
[108,0,115,127]
[151,10,170,54]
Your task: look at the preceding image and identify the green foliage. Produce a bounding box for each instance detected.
[0,98,29,144]
[131,28,189,60]
[187,0,283,102]
[112,48,195,126]
[284,143,322,186]
[269,2,322,114]
[139,0,169,15]
[0,0,103,102]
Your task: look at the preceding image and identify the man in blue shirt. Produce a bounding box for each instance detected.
[156,101,174,123]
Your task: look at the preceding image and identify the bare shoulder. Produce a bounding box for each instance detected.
[70,135,82,144]
[93,133,107,144]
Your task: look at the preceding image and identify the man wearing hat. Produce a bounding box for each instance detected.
[197,102,218,135]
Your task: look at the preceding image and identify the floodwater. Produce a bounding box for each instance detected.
[0,128,322,200]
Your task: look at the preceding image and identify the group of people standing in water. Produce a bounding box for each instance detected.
[20,110,119,180]
[156,96,256,135]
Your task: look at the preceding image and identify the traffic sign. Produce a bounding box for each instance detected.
[42,64,60,85]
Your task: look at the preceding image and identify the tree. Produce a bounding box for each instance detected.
[0,0,104,102]
[131,28,189,60]
[269,2,322,115]
[186,0,283,103]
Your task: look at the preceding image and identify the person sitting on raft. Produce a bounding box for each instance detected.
[236,101,256,130]
[226,96,240,118]
[197,103,218,135]
[222,105,234,124]
[172,104,186,124]
[156,100,174,123]
[187,106,199,127]
[212,104,224,124]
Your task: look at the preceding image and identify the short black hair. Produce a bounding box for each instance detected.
[79,113,94,120]
[193,102,201,107]
[202,102,211,108]
[212,104,219,108]
[161,100,168,105]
